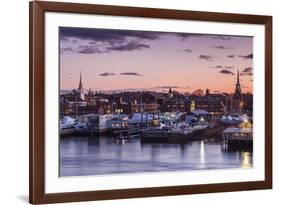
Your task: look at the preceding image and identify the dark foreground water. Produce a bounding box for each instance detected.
[59,136,253,177]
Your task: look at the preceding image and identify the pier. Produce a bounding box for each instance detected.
[112,128,142,140]
[222,127,253,149]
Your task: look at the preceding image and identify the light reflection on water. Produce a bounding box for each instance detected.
[241,151,252,168]
[200,140,206,166]
[59,136,253,177]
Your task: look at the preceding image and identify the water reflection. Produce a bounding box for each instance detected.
[60,136,253,177]
[241,151,252,168]
[200,140,206,165]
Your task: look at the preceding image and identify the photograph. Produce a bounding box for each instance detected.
[59,26,254,177]
[28,1,273,203]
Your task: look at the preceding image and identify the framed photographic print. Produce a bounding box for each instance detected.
[29,1,272,204]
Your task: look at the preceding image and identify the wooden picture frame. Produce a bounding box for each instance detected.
[29,1,272,204]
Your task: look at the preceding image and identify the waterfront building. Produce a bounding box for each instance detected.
[222,127,253,142]
[186,91,225,116]
[193,98,225,115]
[75,114,121,132]
[141,92,157,104]
[189,100,196,112]
[131,103,159,113]
[161,99,186,112]
[222,119,253,148]
[129,113,155,127]
[161,88,187,112]
[106,118,129,130]
[107,92,161,114]
[112,103,132,114]
[128,92,160,113]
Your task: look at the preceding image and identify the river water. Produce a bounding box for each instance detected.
[59,136,253,177]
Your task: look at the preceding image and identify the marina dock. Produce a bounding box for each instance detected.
[112,128,142,140]
[222,126,253,149]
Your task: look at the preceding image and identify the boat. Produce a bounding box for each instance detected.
[220,114,249,125]
[60,116,78,136]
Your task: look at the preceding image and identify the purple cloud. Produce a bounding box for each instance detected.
[183,49,192,52]
[60,27,160,42]
[199,55,214,61]
[60,47,74,54]
[106,41,150,51]
[99,72,116,77]
[77,46,106,54]
[120,72,142,76]
[239,53,253,59]
[240,67,253,76]
[214,45,232,49]
[219,69,234,75]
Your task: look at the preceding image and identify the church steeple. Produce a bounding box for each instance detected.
[79,71,83,90]
[78,71,85,101]
[234,69,241,97]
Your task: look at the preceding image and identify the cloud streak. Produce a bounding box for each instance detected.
[240,67,253,76]
[106,41,150,51]
[120,72,142,77]
[199,55,214,61]
[78,46,107,54]
[214,45,232,49]
[219,69,234,75]
[238,53,253,59]
[60,47,74,54]
[99,72,116,77]
[183,49,192,52]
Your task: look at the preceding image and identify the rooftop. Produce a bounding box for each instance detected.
[191,109,209,115]
[223,127,252,134]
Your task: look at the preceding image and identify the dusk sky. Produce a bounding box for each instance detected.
[59,27,253,94]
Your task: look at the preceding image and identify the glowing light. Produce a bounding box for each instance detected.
[239,120,252,129]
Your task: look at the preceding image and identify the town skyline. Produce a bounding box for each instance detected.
[60,70,252,96]
[60,27,253,93]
